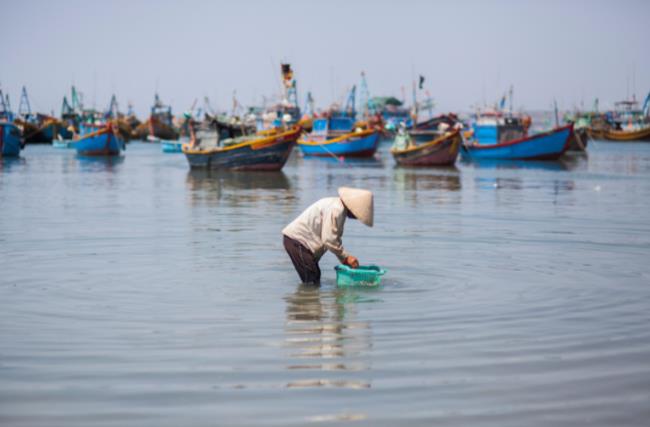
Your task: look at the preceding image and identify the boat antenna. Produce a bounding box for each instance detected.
[508,85,514,116]
[92,69,97,110]
[632,64,636,101]
[18,86,32,118]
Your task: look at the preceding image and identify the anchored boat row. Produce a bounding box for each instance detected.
[1,65,648,166]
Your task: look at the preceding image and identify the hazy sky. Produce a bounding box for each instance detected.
[2,0,649,117]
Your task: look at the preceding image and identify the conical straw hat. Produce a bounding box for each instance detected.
[338,187,374,227]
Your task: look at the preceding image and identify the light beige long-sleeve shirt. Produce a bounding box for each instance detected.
[282,197,350,262]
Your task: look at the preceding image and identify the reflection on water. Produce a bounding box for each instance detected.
[186,169,293,206]
[2,142,650,426]
[75,155,125,172]
[0,156,27,171]
[474,177,576,192]
[300,155,385,169]
[284,285,373,390]
[393,167,462,207]
[460,158,577,172]
[186,169,291,191]
[393,167,461,192]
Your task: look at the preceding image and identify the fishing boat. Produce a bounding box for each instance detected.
[391,129,461,166]
[136,94,179,141]
[462,124,573,160]
[562,110,592,152]
[182,126,300,170]
[1,122,23,157]
[566,126,589,151]
[587,94,650,141]
[390,73,463,167]
[0,89,24,156]
[255,63,304,132]
[413,113,461,131]
[298,117,379,157]
[589,126,650,141]
[52,138,75,149]
[74,122,124,156]
[372,96,412,133]
[161,138,186,153]
[12,87,49,144]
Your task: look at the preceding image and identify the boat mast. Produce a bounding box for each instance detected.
[343,85,356,119]
[18,86,32,119]
[508,85,514,116]
[411,79,418,127]
[303,92,314,117]
[203,96,215,116]
[61,96,72,117]
[0,88,12,121]
[359,71,373,120]
[281,63,298,110]
[107,94,119,119]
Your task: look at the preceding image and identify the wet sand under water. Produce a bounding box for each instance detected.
[1,141,649,426]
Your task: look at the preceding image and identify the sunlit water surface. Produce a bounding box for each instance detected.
[1,141,649,426]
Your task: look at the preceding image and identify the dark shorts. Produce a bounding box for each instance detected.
[283,235,321,285]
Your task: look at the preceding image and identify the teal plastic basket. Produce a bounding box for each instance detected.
[334,265,386,287]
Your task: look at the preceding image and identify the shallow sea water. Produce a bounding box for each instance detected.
[1,140,649,426]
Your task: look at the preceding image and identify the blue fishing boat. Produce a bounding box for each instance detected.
[52,139,75,149]
[298,117,379,157]
[74,123,124,156]
[1,122,23,157]
[161,138,185,153]
[0,89,23,157]
[462,124,573,161]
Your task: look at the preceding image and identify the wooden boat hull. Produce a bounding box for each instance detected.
[57,126,74,140]
[75,125,124,156]
[587,126,650,141]
[461,125,572,161]
[1,123,23,157]
[298,130,379,157]
[413,114,459,131]
[183,127,299,171]
[567,127,589,151]
[136,117,179,141]
[391,131,461,166]
[15,120,50,144]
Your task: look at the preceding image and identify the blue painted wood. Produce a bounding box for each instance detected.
[79,123,98,136]
[52,139,75,149]
[1,123,23,157]
[41,123,56,141]
[461,125,573,161]
[473,124,499,144]
[329,117,354,132]
[58,126,74,140]
[161,140,183,153]
[298,131,379,157]
[74,126,124,156]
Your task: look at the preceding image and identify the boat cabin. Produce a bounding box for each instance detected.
[309,117,356,141]
[472,112,527,145]
[151,94,174,127]
[607,99,650,131]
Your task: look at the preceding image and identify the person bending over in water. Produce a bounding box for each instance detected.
[282,187,374,285]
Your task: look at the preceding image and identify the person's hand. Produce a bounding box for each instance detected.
[344,255,359,268]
